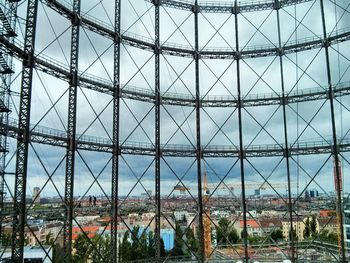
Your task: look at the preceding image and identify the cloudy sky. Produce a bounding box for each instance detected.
[2,0,350,205]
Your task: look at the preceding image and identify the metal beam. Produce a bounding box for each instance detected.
[194,1,205,261]
[275,0,295,261]
[319,0,346,261]
[111,0,121,261]
[0,0,18,249]
[234,1,249,262]
[42,0,350,60]
[154,0,161,261]
[11,0,38,261]
[144,0,312,13]
[64,0,80,261]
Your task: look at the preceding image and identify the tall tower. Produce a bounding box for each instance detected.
[203,162,212,258]
[32,187,40,204]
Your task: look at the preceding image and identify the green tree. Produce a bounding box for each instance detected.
[53,244,65,263]
[147,231,155,258]
[1,232,11,246]
[91,235,111,263]
[135,229,148,259]
[319,230,338,245]
[310,215,317,237]
[72,234,91,262]
[270,228,283,242]
[119,227,161,261]
[119,231,132,261]
[44,231,54,245]
[216,218,239,247]
[186,227,199,254]
[171,222,185,256]
[72,234,111,263]
[303,217,311,238]
[247,235,264,245]
[43,232,64,263]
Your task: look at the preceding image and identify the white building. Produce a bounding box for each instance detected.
[174,210,188,221]
[344,198,350,248]
[2,246,53,262]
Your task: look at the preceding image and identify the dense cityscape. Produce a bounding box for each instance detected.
[1,185,347,262]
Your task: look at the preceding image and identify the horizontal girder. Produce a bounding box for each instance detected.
[2,117,350,157]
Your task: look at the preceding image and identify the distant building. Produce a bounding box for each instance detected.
[24,221,63,246]
[242,219,262,237]
[2,246,52,262]
[33,187,41,204]
[319,210,336,217]
[239,218,282,237]
[161,228,175,251]
[282,215,337,241]
[282,216,306,241]
[318,217,337,234]
[344,198,350,248]
[309,190,319,198]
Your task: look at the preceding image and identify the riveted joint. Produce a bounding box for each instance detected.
[194,51,201,60]
[68,137,76,152]
[156,148,162,158]
[155,94,161,105]
[327,88,334,99]
[283,148,291,158]
[154,45,162,55]
[114,32,121,44]
[70,71,79,86]
[192,4,199,13]
[237,99,243,109]
[71,13,81,26]
[232,4,240,14]
[24,52,34,68]
[113,145,121,155]
[273,0,281,10]
[152,0,161,6]
[239,150,246,160]
[332,145,339,155]
[196,99,202,109]
[280,96,288,105]
[277,48,284,56]
[322,38,330,48]
[22,129,29,144]
[196,149,203,160]
[234,52,241,60]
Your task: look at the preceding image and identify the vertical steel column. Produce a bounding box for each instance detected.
[233,2,249,262]
[111,0,121,262]
[274,1,295,261]
[319,0,346,261]
[193,1,205,261]
[64,0,81,261]
[11,0,38,261]
[154,0,161,261]
[0,0,17,247]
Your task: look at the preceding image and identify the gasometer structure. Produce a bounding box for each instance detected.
[0,0,349,262]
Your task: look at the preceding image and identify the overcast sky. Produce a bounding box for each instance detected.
[2,0,350,202]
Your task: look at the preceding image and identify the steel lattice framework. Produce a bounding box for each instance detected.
[0,0,349,262]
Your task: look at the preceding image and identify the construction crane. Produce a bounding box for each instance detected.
[174,180,296,198]
[173,184,191,195]
[205,181,296,197]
